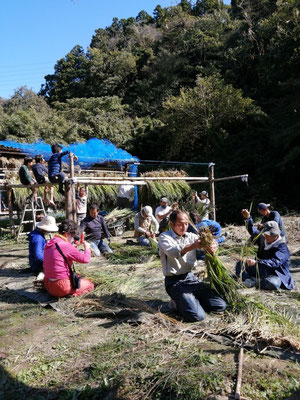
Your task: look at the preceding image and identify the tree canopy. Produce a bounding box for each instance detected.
[1,0,299,220]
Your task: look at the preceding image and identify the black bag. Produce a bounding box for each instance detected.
[55,243,81,289]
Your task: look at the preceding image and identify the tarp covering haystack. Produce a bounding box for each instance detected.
[0,139,193,210]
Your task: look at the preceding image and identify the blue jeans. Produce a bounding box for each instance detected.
[89,239,113,256]
[138,236,150,246]
[165,272,226,322]
[235,261,282,290]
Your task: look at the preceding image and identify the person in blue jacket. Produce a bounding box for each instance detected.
[236,222,294,290]
[27,216,58,275]
[188,211,224,243]
[48,144,78,196]
[241,203,287,241]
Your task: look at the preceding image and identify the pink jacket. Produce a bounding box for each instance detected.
[43,236,91,280]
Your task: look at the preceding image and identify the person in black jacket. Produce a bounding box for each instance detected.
[80,203,113,256]
[32,154,55,208]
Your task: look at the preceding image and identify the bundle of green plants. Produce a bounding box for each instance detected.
[107,244,155,264]
[104,207,135,224]
[139,169,191,209]
[87,184,118,208]
[195,225,241,306]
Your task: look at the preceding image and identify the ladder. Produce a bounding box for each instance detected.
[16,196,47,242]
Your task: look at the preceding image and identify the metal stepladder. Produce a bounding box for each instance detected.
[16,196,47,242]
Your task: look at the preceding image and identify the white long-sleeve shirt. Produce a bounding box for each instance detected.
[158,229,198,276]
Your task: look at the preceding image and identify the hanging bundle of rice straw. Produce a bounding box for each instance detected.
[139,169,191,209]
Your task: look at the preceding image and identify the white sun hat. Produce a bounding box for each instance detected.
[36,216,58,232]
[142,206,153,217]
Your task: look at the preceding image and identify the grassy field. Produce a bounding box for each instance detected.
[0,224,300,400]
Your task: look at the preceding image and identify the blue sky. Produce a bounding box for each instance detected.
[0,0,230,100]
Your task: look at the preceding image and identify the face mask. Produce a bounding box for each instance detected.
[161,205,167,209]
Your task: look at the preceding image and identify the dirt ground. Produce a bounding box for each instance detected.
[0,216,300,399]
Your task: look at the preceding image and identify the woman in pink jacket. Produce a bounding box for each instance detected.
[43,219,94,297]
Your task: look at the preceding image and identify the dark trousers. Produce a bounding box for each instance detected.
[165,272,226,322]
[235,261,282,290]
[49,172,66,195]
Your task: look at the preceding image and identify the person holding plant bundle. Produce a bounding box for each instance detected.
[158,210,226,322]
[236,222,294,290]
[43,219,94,297]
[134,206,159,246]
[241,202,287,241]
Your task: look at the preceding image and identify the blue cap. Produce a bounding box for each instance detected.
[257,203,270,210]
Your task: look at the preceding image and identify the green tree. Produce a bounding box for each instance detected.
[159,74,263,159]
[39,45,88,103]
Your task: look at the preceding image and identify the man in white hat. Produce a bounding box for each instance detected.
[27,216,58,275]
[155,197,173,233]
[193,191,211,219]
[134,206,159,246]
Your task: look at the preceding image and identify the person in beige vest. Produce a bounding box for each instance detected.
[134,206,159,246]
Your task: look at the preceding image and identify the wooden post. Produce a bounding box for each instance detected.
[7,188,15,234]
[209,163,216,220]
[65,153,77,221]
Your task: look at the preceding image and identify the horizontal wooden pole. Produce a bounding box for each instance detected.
[75,180,147,186]
[76,176,209,181]
[0,173,247,190]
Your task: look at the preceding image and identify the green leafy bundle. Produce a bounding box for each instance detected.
[196,226,241,306]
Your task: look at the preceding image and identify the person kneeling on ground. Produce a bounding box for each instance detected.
[158,210,226,322]
[134,206,159,246]
[43,219,94,297]
[80,203,112,256]
[235,222,294,290]
[27,215,58,276]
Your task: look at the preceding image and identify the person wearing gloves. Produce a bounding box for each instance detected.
[158,210,226,322]
[241,202,286,241]
[27,215,58,275]
[134,206,159,246]
[80,203,112,256]
[235,222,293,290]
[43,219,94,297]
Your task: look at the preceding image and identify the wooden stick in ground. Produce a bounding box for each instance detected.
[235,347,244,399]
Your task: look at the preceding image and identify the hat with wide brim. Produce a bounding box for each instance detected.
[36,216,58,232]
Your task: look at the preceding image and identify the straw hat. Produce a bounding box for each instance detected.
[36,216,58,232]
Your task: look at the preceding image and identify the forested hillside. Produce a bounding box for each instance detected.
[0,0,299,221]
